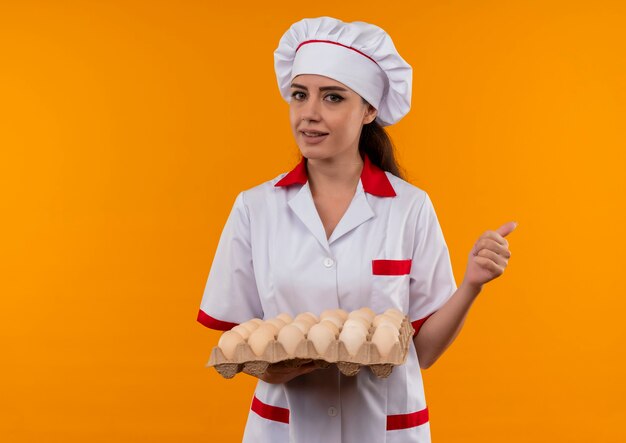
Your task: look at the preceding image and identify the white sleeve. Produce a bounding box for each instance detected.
[408,192,457,336]
[197,191,263,330]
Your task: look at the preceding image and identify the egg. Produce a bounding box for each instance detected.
[230,324,251,340]
[257,323,279,337]
[248,327,275,356]
[339,327,366,357]
[372,314,389,328]
[375,323,400,337]
[355,307,376,321]
[320,308,348,322]
[298,318,317,328]
[371,325,399,357]
[388,315,403,329]
[384,308,405,323]
[320,309,336,320]
[341,322,368,338]
[333,309,349,321]
[217,330,245,360]
[347,310,365,320]
[321,315,343,329]
[373,314,402,330]
[239,321,260,334]
[277,324,305,356]
[343,318,370,333]
[307,323,336,355]
[266,318,287,331]
[319,319,340,335]
[276,313,293,324]
[290,320,312,334]
[348,311,373,326]
[294,312,318,325]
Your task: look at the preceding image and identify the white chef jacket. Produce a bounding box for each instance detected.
[198,154,457,443]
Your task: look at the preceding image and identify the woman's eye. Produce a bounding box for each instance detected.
[290,91,343,102]
[325,94,343,103]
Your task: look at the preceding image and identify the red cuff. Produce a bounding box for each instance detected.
[197,309,238,331]
[411,313,434,337]
[251,396,290,424]
[387,407,429,430]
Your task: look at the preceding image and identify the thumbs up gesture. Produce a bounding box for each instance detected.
[463,221,517,291]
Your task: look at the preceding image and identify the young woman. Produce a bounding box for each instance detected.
[198,16,516,443]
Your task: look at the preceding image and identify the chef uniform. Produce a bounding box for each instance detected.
[197,17,458,443]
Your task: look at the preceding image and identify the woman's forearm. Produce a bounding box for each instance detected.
[413,281,482,369]
[413,221,516,369]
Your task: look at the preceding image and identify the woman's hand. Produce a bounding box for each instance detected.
[255,360,321,384]
[463,221,517,291]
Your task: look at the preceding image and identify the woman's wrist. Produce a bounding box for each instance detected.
[460,279,483,298]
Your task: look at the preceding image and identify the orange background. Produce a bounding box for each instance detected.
[1,1,625,442]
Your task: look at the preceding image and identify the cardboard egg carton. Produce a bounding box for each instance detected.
[206,316,415,379]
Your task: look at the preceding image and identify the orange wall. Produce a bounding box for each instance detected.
[1,1,625,441]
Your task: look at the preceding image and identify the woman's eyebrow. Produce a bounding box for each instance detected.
[290,83,348,92]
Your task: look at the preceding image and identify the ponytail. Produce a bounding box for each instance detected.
[358,118,406,180]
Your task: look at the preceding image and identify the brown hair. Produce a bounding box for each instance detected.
[358,99,406,180]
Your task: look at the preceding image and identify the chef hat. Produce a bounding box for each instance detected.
[274,16,412,126]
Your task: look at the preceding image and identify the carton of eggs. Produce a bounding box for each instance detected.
[207,307,415,379]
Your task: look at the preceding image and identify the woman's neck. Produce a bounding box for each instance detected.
[306,151,364,198]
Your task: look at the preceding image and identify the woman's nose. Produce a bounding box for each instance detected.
[301,97,322,122]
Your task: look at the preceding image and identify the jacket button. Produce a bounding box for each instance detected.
[328,406,338,417]
[323,257,334,268]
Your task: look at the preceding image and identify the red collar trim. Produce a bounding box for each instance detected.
[275,155,396,197]
[275,157,308,187]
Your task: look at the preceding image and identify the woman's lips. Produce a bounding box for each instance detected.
[301,131,329,144]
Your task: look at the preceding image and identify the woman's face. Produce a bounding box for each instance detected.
[289,74,377,162]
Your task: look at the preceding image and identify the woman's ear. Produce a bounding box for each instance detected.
[363,104,378,124]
